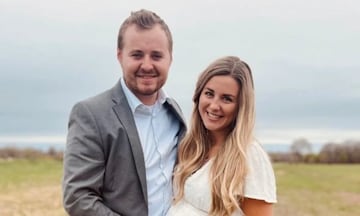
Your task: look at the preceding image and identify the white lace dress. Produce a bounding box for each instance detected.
[167,142,277,216]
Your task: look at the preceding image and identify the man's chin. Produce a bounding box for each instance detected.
[138,88,159,96]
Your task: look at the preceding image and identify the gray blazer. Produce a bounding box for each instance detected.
[62,80,186,216]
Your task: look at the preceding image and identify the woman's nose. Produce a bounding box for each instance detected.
[208,99,220,110]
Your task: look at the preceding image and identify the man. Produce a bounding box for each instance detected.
[62,9,186,216]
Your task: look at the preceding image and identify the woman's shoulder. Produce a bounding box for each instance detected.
[247,140,272,163]
[244,140,277,203]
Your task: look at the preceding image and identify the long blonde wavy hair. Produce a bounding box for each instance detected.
[172,56,255,215]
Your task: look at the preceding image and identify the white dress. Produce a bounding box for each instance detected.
[167,142,277,216]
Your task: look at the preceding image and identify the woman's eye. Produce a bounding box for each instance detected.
[223,97,233,102]
[204,91,213,97]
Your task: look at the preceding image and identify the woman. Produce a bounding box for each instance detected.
[168,56,277,216]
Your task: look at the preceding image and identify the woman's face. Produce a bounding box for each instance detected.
[198,75,239,136]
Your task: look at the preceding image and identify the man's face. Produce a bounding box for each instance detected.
[117,24,172,105]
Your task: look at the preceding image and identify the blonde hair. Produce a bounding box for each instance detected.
[173,56,255,215]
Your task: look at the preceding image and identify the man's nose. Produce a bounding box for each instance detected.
[140,56,154,71]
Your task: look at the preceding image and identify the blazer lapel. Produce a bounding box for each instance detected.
[165,98,187,140]
[111,81,148,204]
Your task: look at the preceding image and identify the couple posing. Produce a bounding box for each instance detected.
[62,9,276,216]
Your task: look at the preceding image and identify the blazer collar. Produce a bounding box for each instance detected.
[111,80,148,204]
[110,80,187,204]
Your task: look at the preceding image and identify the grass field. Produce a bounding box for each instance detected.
[0,159,359,216]
[273,163,360,216]
[0,158,66,216]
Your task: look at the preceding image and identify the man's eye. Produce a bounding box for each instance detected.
[132,53,142,58]
[152,54,162,60]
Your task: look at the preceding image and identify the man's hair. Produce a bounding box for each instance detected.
[117,9,173,53]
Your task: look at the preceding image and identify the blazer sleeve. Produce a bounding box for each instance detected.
[62,102,121,216]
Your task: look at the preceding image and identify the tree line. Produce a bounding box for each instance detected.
[0,146,63,161]
[1,139,360,164]
[269,138,360,163]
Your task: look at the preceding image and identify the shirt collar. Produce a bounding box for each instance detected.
[120,78,168,113]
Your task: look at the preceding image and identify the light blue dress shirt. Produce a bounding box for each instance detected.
[121,78,180,216]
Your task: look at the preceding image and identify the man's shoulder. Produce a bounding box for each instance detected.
[80,88,113,106]
[73,82,121,111]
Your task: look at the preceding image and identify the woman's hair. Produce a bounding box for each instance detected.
[173,56,255,215]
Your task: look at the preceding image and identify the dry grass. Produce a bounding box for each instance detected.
[1,159,359,216]
[0,158,66,216]
[0,185,66,216]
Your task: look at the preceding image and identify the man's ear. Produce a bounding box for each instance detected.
[117,48,122,63]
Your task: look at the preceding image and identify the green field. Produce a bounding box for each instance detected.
[274,163,360,216]
[0,159,359,216]
[0,158,66,216]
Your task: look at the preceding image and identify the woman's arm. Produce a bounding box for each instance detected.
[242,198,273,216]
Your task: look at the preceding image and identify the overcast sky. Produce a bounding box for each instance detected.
[1,0,359,145]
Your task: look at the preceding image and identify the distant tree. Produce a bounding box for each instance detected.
[290,138,312,162]
[319,141,360,163]
[47,147,57,157]
[319,142,337,163]
[268,152,293,163]
[269,139,360,164]
[345,140,360,163]
[303,153,319,163]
